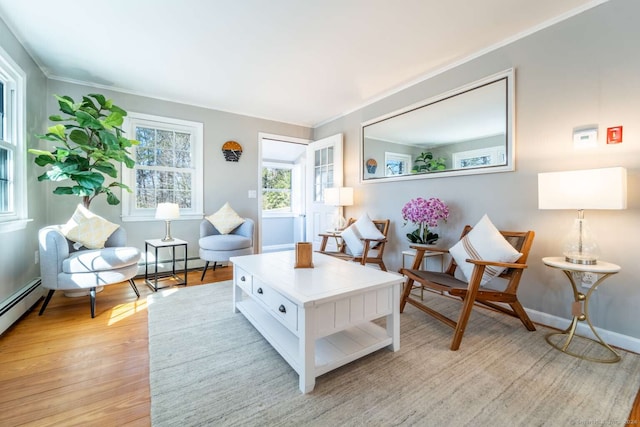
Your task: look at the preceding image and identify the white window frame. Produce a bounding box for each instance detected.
[452,146,506,169]
[384,152,411,176]
[0,46,28,233]
[121,112,204,221]
[262,161,297,218]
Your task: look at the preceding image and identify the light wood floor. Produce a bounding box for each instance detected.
[0,267,231,426]
[0,266,638,426]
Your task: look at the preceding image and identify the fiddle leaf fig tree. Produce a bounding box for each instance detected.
[30,94,139,209]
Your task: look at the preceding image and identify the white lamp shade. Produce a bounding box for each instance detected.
[155,202,180,220]
[538,167,627,210]
[324,187,354,207]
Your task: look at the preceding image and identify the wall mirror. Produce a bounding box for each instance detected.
[361,69,514,183]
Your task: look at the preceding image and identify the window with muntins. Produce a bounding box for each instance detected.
[0,47,27,232]
[122,113,203,221]
[262,164,292,213]
[313,146,334,202]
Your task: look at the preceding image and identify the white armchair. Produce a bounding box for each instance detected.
[199,218,254,280]
[38,225,142,318]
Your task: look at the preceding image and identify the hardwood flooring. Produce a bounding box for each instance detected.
[0,267,231,426]
[0,265,638,426]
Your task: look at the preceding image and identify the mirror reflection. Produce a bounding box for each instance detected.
[361,70,514,182]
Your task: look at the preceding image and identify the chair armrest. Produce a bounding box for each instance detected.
[318,231,340,237]
[234,219,255,246]
[38,226,71,290]
[363,237,387,242]
[200,219,219,238]
[409,244,449,254]
[466,259,528,269]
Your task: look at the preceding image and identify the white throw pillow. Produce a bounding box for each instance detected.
[449,214,522,285]
[206,202,245,234]
[340,213,385,257]
[61,204,119,249]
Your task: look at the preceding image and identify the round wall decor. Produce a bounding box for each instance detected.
[222,140,242,162]
[366,158,377,174]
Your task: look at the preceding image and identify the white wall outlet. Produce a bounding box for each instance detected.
[581,272,598,289]
[34,250,39,265]
[248,190,257,199]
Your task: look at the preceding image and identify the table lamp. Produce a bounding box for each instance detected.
[324,187,353,230]
[538,167,627,265]
[155,202,180,241]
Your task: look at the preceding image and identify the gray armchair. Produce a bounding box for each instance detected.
[38,225,142,318]
[199,218,254,280]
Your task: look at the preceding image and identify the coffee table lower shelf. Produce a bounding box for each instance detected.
[236,299,393,389]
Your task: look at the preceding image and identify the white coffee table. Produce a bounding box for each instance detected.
[230,251,403,393]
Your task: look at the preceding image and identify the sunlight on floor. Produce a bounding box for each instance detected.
[108,298,149,326]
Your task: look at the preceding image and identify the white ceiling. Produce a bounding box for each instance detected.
[0,0,604,127]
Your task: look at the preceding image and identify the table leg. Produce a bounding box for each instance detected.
[299,306,316,393]
[387,283,400,351]
[545,270,620,363]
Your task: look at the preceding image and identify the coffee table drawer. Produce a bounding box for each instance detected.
[253,280,298,333]
[234,267,253,294]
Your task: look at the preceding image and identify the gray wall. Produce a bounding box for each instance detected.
[314,0,640,340]
[0,16,48,303]
[0,17,312,313]
[43,80,313,263]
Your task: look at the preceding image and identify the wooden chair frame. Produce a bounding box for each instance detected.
[318,218,390,271]
[399,226,536,350]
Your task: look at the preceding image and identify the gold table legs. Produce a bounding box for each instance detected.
[545,270,621,363]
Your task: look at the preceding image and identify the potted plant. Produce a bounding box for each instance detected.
[30,93,138,209]
[401,197,449,244]
[412,151,446,173]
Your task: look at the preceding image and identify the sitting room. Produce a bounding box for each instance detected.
[0,0,638,425]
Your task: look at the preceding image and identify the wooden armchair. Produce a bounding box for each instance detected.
[399,223,536,350]
[318,218,390,271]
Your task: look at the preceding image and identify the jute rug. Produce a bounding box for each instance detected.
[148,281,640,426]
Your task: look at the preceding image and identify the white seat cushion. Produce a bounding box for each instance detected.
[199,234,252,251]
[63,247,141,274]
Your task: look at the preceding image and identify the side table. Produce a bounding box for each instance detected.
[145,238,188,291]
[542,256,621,363]
[402,247,445,271]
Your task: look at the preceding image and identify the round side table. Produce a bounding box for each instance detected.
[542,256,621,363]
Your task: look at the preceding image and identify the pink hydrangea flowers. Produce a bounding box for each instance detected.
[401,197,449,244]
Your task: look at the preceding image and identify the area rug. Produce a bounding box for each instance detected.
[148,281,640,426]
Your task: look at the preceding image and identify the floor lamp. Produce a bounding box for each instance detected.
[538,167,627,265]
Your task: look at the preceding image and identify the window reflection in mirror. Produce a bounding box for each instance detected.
[361,69,514,182]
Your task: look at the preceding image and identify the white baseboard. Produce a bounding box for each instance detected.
[526,308,640,354]
[0,279,44,335]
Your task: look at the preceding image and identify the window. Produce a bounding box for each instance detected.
[385,152,411,176]
[0,46,27,232]
[452,146,506,169]
[262,163,292,213]
[313,146,334,202]
[122,113,203,221]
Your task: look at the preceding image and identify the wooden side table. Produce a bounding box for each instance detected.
[542,256,621,363]
[145,238,188,291]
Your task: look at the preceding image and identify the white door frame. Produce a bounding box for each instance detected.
[257,132,311,254]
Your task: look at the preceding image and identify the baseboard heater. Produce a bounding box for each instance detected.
[0,279,43,336]
[134,256,219,279]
